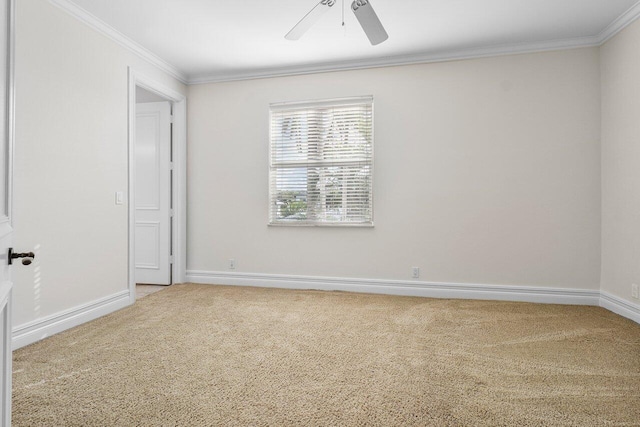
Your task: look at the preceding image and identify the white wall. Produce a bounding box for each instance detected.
[136,86,167,103]
[601,18,640,305]
[187,48,601,290]
[12,0,186,327]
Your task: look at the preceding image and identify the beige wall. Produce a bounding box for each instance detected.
[187,48,602,290]
[601,18,640,304]
[13,0,186,326]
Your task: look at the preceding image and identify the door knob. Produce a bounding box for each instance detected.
[8,248,35,265]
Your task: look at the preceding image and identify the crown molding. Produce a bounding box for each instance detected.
[188,0,640,85]
[188,35,600,84]
[597,0,640,44]
[48,0,188,84]
[47,0,640,86]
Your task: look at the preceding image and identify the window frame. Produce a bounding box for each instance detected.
[268,96,375,228]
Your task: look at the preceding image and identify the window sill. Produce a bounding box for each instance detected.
[268,222,374,228]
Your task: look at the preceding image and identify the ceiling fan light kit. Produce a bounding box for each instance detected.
[286,0,389,45]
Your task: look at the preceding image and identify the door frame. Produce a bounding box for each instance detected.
[127,68,187,302]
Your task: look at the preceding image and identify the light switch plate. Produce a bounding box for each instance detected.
[115,192,124,205]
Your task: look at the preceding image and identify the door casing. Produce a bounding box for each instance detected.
[127,68,187,303]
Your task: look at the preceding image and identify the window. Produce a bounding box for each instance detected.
[269,97,374,226]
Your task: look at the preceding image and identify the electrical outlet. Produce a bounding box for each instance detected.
[412,267,420,279]
[632,284,639,300]
[229,259,236,270]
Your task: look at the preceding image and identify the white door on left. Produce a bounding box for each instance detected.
[135,101,172,285]
[0,0,15,425]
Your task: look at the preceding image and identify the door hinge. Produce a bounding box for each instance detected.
[169,255,174,264]
[169,161,174,170]
[170,209,175,218]
[170,115,174,124]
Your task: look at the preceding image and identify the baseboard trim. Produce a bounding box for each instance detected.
[10,276,638,350]
[12,290,132,350]
[187,271,640,324]
[186,270,601,306]
[599,292,640,324]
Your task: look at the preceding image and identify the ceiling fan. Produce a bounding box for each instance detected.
[285,0,389,46]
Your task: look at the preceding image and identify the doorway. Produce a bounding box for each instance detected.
[128,68,187,303]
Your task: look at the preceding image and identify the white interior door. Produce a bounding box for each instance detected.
[135,102,172,285]
[0,261,11,427]
[0,0,13,425]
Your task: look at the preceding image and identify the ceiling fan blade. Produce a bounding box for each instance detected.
[285,0,336,41]
[351,0,389,45]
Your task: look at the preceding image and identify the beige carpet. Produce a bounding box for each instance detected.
[12,284,640,426]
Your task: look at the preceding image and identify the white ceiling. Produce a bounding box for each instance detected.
[63,0,640,83]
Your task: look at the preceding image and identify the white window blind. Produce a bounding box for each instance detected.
[269,97,374,226]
